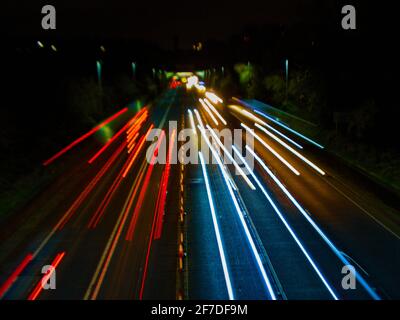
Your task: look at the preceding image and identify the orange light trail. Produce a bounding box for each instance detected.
[199,98,219,126]
[88,109,148,164]
[122,125,154,178]
[127,133,140,153]
[127,113,147,140]
[27,252,65,300]
[43,107,128,166]
[88,126,152,228]
[127,110,147,136]
[203,98,227,125]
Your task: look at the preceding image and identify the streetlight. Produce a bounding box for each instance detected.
[96,60,102,88]
[285,59,289,102]
[131,62,136,78]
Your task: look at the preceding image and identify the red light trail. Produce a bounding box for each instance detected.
[88,108,148,164]
[122,124,154,178]
[43,107,128,166]
[87,124,154,228]
[58,140,127,230]
[125,130,166,241]
[0,253,33,298]
[27,252,66,300]
[139,128,176,299]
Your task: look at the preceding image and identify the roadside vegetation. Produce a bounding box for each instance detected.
[210,63,400,192]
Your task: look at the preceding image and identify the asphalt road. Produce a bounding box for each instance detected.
[0,89,182,300]
[0,85,399,300]
[185,90,399,300]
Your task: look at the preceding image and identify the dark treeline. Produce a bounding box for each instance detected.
[0,36,168,200]
[200,2,399,189]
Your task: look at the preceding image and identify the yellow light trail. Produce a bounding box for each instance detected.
[255,123,325,175]
[204,98,227,125]
[199,98,219,126]
[241,123,300,176]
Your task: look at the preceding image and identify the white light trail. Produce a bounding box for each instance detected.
[206,125,255,190]
[194,109,205,129]
[198,125,277,300]
[246,145,380,300]
[239,109,303,149]
[255,123,325,175]
[199,151,234,300]
[232,145,338,300]
[188,109,197,135]
[205,92,223,104]
[204,98,227,125]
[199,98,219,126]
[254,109,324,149]
[241,123,300,176]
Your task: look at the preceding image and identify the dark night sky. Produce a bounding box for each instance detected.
[3,0,339,49]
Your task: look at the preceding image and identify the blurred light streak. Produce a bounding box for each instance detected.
[188,109,197,135]
[186,75,199,89]
[58,140,128,230]
[233,146,338,300]
[199,98,218,126]
[255,123,325,175]
[206,125,255,190]
[27,252,65,300]
[43,107,128,166]
[87,142,139,228]
[254,109,324,149]
[154,129,177,239]
[126,112,147,140]
[199,151,234,300]
[193,109,205,128]
[241,123,300,176]
[127,133,139,153]
[127,108,147,135]
[0,254,33,299]
[140,129,177,299]
[205,92,223,104]
[194,83,206,93]
[122,125,154,178]
[198,125,276,300]
[204,98,227,125]
[88,110,147,164]
[238,108,303,149]
[85,160,148,300]
[246,145,381,300]
[125,131,166,241]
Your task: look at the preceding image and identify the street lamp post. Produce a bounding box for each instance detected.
[131,62,136,78]
[96,60,102,89]
[285,59,289,103]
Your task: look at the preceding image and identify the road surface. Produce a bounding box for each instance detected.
[1,86,399,300]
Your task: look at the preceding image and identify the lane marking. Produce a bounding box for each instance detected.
[199,151,234,300]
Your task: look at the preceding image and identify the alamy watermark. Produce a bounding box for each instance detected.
[41,265,57,290]
[341,265,356,290]
[143,122,255,175]
[41,5,56,30]
[341,5,356,30]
